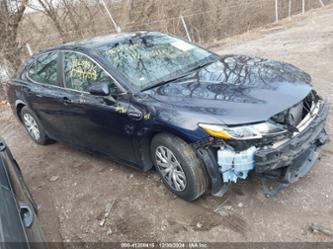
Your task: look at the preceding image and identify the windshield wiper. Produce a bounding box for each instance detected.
[141,60,217,92]
[186,60,216,74]
[141,73,190,92]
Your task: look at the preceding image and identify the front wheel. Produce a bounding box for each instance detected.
[151,133,209,201]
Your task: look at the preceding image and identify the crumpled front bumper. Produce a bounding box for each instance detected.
[196,99,329,197]
[255,99,329,197]
[255,99,329,173]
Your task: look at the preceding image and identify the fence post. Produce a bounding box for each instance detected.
[100,0,121,33]
[180,15,192,42]
[275,0,279,22]
[319,0,325,7]
[302,0,305,14]
[288,0,292,17]
[26,43,33,56]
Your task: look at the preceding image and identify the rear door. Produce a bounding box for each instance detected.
[23,51,74,140]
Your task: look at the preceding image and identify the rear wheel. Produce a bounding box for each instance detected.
[20,107,50,145]
[151,133,208,201]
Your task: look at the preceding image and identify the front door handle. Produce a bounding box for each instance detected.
[63,97,72,105]
[128,111,142,120]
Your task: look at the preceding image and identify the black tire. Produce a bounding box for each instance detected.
[20,106,50,145]
[151,133,209,201]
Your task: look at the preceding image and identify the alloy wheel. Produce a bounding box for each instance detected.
[155,145,187,192]
[23,113,40,141]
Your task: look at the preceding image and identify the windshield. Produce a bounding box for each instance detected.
[97,33,218,90]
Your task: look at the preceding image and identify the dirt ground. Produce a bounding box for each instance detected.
[1,5,333,242]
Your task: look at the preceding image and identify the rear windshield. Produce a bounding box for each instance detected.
[97,34,218,90]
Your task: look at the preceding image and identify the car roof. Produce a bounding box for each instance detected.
[44,31,163,53]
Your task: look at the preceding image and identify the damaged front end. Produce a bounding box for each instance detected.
[195,91,329,197]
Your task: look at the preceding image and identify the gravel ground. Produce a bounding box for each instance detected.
[0,5,333,242]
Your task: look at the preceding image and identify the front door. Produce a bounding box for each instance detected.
[60,51,138,163]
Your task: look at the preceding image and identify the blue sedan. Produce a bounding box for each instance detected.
[7,32,328,201]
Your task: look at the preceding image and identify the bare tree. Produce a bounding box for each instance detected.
[29,0,102,43]
[0,0,29,100]
[0,0,29,72]
[60,0,101,38]
[29,0,69,41]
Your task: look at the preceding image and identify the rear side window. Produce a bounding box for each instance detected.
[63,52,119,93]
[28,52,58,85]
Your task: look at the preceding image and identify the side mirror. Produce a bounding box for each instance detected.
[88,82,110,96]
[19,202,34,228]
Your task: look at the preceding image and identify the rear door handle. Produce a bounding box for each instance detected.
[26,89,44,98]
[63,97,72,105]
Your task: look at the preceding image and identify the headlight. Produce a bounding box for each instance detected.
[198,122,286,140]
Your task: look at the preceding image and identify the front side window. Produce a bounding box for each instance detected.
[28,51,58,85]
[63,52,118,93]
[97,33,219,90]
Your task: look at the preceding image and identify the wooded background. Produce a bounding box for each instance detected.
[0,0,331,100]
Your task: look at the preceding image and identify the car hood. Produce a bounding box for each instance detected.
[146,55,312,125]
